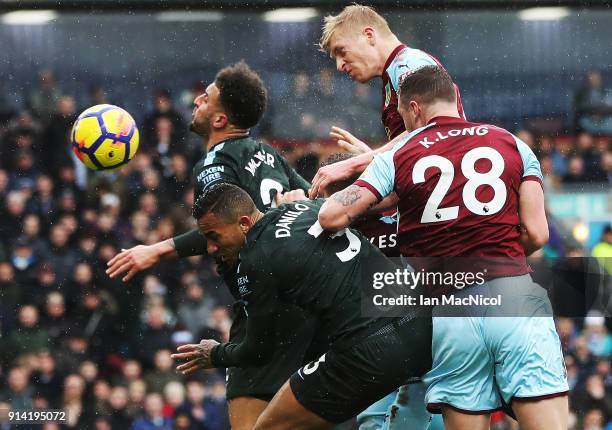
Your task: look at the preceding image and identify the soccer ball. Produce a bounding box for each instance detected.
[71,104,139,170]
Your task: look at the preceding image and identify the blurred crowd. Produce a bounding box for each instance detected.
[0,70,609,430]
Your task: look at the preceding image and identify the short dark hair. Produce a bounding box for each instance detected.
[398,66,456,107]
[215,62,267,129]
[193,183,256,222]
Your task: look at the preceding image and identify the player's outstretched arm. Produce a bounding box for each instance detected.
[106,238,178,282]
[309,130,407,198]
[518,181,549,256]
[172,313,276,373]
[319,185,379,232]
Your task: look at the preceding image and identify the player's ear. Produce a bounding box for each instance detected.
[409,100,420,117]
[363,27,375,44]
[238,215,252,234]
[213,113,228,129]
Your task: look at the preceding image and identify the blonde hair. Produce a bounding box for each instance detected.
[319,4,392,53]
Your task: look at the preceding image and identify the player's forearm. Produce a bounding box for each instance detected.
[210,315,274,368]
[347,132,407,175]
[318,202,352,232]
[520,227,548,256]
[172,229,206,258]
[152,238,179,259]
[319,186,378,232]
[518,181,549,255]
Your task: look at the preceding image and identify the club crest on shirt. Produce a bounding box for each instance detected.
[384,83,391,108]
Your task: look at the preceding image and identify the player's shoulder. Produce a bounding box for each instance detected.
[254,200,321,247]
[387,46,439,89]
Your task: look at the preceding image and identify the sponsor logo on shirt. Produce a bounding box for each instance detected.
[384,83,391,108]
[237,275,251,297]
[197,165,225,186]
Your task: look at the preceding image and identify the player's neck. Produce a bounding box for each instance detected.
[377,34,403,75]
[423,103,461,124]
[206,129,250,151]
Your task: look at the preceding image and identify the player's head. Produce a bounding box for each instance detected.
[397,66,457,132]
[320,5,395,83]
[190,61,267,140]
[193,183,259,268]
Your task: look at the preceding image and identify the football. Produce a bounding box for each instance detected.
[71,104,139,170]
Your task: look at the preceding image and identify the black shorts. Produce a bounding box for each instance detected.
[226,302,316,401]
[289,315,433,423]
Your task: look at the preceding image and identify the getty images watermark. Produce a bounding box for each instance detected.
[370,268,502,307]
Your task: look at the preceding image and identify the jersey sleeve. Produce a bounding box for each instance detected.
[210,256,280,368]
[354,150,396,202]
[513,135,543,185]
[210,314,277,368]
[387,48,438,93]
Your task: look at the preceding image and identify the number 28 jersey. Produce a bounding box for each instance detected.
[355,116,543,277]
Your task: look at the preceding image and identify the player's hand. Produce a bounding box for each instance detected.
[172,339,220,374]
[309,157,357,199]
[106,244,161,282]
[330,126,370,155]
[274,189,307,206]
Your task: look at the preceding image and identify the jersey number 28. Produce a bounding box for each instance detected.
[413,147,507,223]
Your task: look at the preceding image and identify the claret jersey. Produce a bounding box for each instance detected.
[356,116,543,277]
[382,45,465,140]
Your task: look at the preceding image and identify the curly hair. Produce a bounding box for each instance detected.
[215,62,267,129]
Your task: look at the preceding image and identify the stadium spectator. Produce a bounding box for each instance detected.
[134,304,174,368]
[162,381,185,417]
[592,225,612,274]
[62,374,94,429]
[108,385,133,429]
[346,82,385,143]
[575,70,612,134]
[576,132,606,181]
[177,275,216,336]
[44,96,78,176]
[175,380,223,430]
[3,305,49,362]
[0,367,34,410]
[0,261,19,309]
[31,351,64,408]
[43,292,71,344]
[141,89,187,155]
[144,349,183,394]
[563,155,589,183]
[131,392,173,430]
[47,224,79,286]
[27,70,61,122]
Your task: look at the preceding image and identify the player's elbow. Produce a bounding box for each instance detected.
[318,207,346,232]
[522,224,549,252]
[529,227,549,249]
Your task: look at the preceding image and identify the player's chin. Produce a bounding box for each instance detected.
[189,122,203,136]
